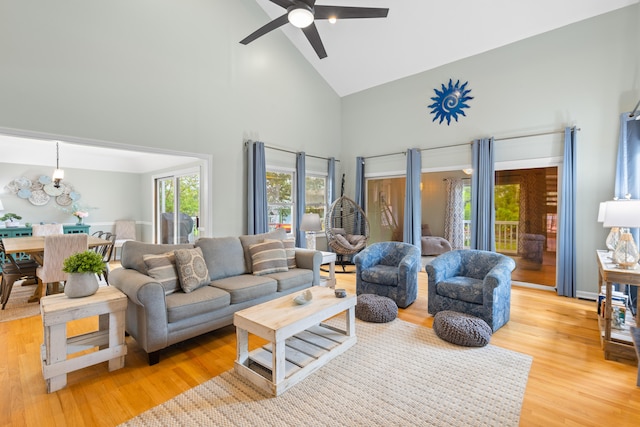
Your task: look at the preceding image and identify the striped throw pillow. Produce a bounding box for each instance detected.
[281,238,297,269]
[143,252,180,295]
[249,240,289,276]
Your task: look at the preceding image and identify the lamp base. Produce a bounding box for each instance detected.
[305,232,317,251]
[615,262,638,270]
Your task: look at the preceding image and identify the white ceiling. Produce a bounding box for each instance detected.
[254,0,639,96]
[0,134,199,174]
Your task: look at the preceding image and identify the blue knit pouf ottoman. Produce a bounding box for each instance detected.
[355,294,398,323]
[433,311,492,347]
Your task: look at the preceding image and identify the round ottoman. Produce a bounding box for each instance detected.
[355,294,398,323]
[432,311,492,347]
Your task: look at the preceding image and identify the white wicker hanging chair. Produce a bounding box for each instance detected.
[325,196,370,260]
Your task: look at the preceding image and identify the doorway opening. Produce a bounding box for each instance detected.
[494,167,557,287]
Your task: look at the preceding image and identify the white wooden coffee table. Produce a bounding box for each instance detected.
[234,286,356,396]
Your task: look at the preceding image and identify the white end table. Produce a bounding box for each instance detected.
[320,251,337,287]
[40,286,128,392]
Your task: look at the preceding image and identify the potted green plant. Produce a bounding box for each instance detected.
[1,212,22,228]
[62,250,105,298]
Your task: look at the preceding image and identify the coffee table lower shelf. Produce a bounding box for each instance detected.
[235,323,356,396]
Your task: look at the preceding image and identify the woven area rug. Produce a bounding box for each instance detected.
[0,280,40,323]
[121,318,532,427]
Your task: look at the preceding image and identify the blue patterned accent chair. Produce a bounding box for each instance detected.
[426,249,516,332]
[353,241,421,308]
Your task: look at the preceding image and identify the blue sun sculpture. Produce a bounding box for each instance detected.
[428,79,473,125]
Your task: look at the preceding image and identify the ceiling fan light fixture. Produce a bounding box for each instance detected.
[288,6,314,28]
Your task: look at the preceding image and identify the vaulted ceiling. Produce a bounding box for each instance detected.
[253,0,639,96]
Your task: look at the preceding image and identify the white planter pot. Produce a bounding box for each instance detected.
[64,272,99,298]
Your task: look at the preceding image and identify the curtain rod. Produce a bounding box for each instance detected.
[493,127,580,142]
[364,142,471,160]
[360,127,581,161]
[263,143,340,162]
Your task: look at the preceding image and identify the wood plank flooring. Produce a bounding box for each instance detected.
[1,271,640,426]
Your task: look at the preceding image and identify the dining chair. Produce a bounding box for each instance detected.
[32,223,64,236]
[92,232,116,283]
[113,220,136,260]
[35,234,88,299]
[0,239,38,310]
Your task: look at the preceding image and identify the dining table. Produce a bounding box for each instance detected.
[2,234,112,303]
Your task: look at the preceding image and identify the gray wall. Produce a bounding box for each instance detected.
[0,162,142,231]
[341,5,640,297]
[0,0,343,237]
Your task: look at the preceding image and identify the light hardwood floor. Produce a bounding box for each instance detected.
[1,271,640,426]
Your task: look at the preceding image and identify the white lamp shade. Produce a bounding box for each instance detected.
[602,200,640,228]
[0,199,4,211]
[288,7,314,28]
[597,202,607,223]
[300,213,322,232]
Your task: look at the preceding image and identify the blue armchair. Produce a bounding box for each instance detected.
[353,241,421,308]
[426,249,516,331]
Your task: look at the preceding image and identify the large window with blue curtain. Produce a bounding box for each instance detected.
[305,174,327,224]
[266,170,327,234]
[266,170,294,233]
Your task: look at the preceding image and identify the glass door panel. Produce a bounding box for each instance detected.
[155,172,199,244]
[366,176,405,243]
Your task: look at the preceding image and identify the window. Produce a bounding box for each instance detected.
[306,175,326,227]
[267,171,293,233]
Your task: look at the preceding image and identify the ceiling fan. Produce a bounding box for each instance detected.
[240,0,389,59]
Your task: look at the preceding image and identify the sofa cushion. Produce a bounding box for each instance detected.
[121,241,194,274]
[361,264,398,286]
[195,237,246,280]
[142,252,180,295]
[165,286,231,323]
[249,240,288,276]
[174,247,210,293]
[436,277,484,304]
[264,268,313,292]
[281,238,297,269]
[239,229,287,273]
[210,274,277,304]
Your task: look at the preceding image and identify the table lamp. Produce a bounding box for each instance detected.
[603,199,640,269]
[300,213,322,250]
[598,201,620,251]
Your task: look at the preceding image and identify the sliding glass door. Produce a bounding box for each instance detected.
[155,170,200,244]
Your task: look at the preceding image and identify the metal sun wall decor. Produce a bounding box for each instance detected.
[428,79,473,125]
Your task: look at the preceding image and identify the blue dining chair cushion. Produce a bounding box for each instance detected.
[361,264,398,287]
[436,277,484,305]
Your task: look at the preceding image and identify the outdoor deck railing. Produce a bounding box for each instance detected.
[463,220,519,253]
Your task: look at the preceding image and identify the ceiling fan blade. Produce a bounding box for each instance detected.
[269,0,295,9]
[240,13,290,45]
[314,6,389,20]
[302,23,327,59]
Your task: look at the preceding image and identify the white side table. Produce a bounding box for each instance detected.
[320,251,337,288]
[40,286,128,392]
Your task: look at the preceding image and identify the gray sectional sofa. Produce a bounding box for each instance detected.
[109,229,321,365]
